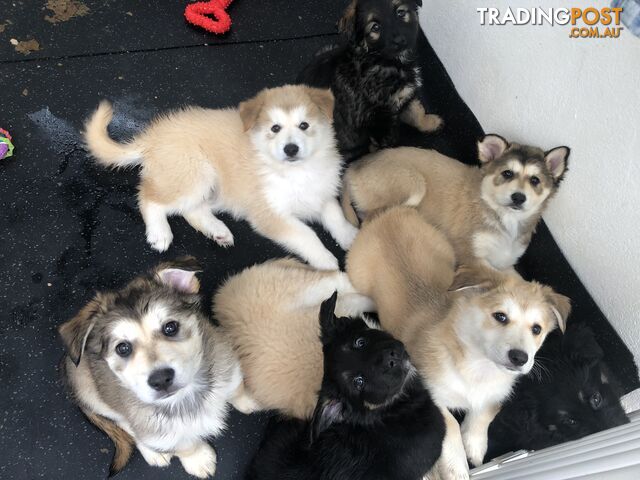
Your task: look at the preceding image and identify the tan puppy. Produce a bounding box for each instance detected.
[346,207,571,479]
[342,136,569,270]
[85,85,358,270]
[213,258,374,419]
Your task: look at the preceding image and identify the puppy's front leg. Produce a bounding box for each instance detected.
[461,404,500,467]
[400,99,443,133]
[137,443,172,468]
[177,441,217,478]
[321,198,359,250]
[436,407,469,480]
[251,215,339,271]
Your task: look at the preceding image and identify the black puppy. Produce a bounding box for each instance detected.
[298,0,442,162]
[247,292,444,480]
[485,324,629,462]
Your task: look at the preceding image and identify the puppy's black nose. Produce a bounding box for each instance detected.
[511,192,526,205]
[393,35,407,47]
[148,368,175,391]
[284,143,299,158]
[508,349,528,367]
[383,348,402,369]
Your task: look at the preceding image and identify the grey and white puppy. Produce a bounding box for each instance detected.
[59,258,242,478]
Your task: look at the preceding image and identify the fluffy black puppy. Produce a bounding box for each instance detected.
[485,324,629,462]
[247,292,445,480]
[298,0,442,162]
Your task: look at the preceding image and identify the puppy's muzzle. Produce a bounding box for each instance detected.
[283,143,299,160]
[148,367,175,391]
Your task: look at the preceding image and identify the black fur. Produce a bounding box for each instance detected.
[247,292,445,480]
[485,324,629,462]
[297,0,428,162]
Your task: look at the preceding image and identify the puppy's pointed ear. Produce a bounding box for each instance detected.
[238,90,265,131]
[309,397,344,445]
[337,0,357,40]
[308,88,335,120]
[59,296,105,366]
[415,0,423,7]
[547,290,571,333]
[449,265,497,293]
[478,134,509,164]
[319,291,340,344]
[155,257,202,294]
[545,146,570,184]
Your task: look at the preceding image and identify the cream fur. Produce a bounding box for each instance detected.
[214,258,374,419]
[84,85,357,270]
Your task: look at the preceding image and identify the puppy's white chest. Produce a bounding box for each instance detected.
[261,163,338,219]
[473,229,526,270]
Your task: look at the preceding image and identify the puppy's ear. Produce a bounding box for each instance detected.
[547,290,571,333]
[544,146,570,184]
[319,291,341,344]
[415,0,423,7]
[449,265,497,293]
[563,324,603,368]
[309,397,344,445]
[59,296,105,366]
[337,0,357,40]
[238,90,265,131]
[478,134,509,164]
[155,257,202,294]
[308,88,335,120]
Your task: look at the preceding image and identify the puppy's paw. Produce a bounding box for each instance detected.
[462,431,488,468]
[419,114,444,133]
[212,228,234,248]
[147,228,173,252]
[335,223,359,250]
[179,443,217,478]
[138,445,172,468]
[309,251,339,271]
[231,392,261,415]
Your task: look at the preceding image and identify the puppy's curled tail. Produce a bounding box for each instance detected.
[84,101,142,168]
[84,411,134,477]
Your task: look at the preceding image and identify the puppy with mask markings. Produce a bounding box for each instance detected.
[346,207,571,479]
[342,136,569,270]
[58,258,242,478]
[247,292,445,480]
[85,85,357,270]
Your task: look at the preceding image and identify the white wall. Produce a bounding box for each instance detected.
[419,0,640,397]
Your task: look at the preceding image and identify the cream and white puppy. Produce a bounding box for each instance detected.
[346,207,571,479]
[84,85,357,270]
[342,135,569,270]
[59,259,242,478]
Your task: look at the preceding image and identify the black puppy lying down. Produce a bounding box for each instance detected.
[485,324,629,462]
[247,292,445,480]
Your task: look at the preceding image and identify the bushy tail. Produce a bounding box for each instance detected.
[84,101,142,168]
[84,411,135,477]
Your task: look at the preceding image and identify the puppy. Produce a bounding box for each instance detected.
[84,85,357,270]
[298,0,442,162]
[485,324,629,462]
[346,207,571,479]
[214,258,374,419]
[246,292,445,480]
[342,136,569,270]
[58,259,242,478]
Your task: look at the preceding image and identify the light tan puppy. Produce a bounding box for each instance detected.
[342,136,569,270]
[213,258,374,419]
[346,207,571,479]
[85,85,358,270]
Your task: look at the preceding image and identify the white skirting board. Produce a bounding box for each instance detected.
[471,410,640,480]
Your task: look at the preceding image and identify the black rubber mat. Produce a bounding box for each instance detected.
[0,1,637,479]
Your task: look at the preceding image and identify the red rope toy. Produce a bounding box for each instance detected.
[184,0,234,35]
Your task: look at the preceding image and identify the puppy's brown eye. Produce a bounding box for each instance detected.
[501,170,514,179]
[163,321,179,337]
[530,176,540,186]
[116,342,132,357]
[299,122,309,131]
[493,312,508,324]
[353,376,365,390]
[354,337,366,349]
[370,22,381,33]
[532,324,542,335]
[271,125,281,133]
